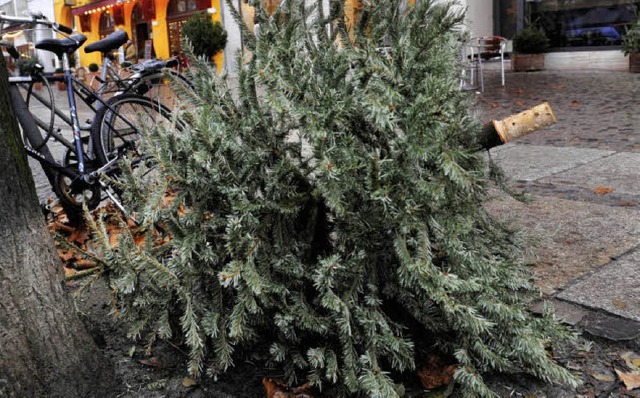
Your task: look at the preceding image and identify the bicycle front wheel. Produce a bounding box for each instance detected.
[91,93,175,166]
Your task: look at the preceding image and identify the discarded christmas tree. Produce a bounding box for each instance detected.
[90,0,578,396]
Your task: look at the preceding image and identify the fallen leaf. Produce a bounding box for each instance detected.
[68,228,90,246]
[57,249,76,262]
[49,221,75,233]
[139,356,164,368]
[417,354,456,389]
[109,228,122,249]
[262,378,315,398]
[63,266,77,278]
[593,186,614,195]
[262,378,294,398]
[592,373,616,382]
[490,103,499,108]
[514,100,526,107]
[620,352,640,370]
[75,259,97,269]
[178,204,190,216]
[618,200,637,207]
[612,299,627,309]
[127,217,138,228]
[182,377,198,388]
[551,84,566,89]
[615,368,640,390]
[571,99,581,106]
[161,191,177,208]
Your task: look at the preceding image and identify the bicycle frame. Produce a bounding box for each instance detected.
[11,76,124,179]
[1,13,157,218]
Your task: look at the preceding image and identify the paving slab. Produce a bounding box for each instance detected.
[489,144,615,182]
[485,191,640,295]
[540,152,640,196]
[557,249,640,322]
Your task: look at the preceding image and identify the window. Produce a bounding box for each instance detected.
[99,10,115,39]
[530,0,640,48]
[166,0,210,55]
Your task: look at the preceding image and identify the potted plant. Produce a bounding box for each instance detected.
[16,55,39,76]
[622,20,640,72]
[17,55,42,89]
[511,22,549,72]
[181,12,227,65]
[87,63,100,90]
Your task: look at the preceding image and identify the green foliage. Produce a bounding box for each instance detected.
[512,22,549,54]
[16,55,39,76]
[91,0,578,396]
[622,20,640,55]
[181,12,228,60]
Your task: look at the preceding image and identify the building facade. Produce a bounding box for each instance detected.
[464,0,638,71]
[54,0,226,68]
[46,0,640,72]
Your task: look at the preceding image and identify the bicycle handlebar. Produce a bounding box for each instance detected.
[130,57,180,74]
[0,12,73,34]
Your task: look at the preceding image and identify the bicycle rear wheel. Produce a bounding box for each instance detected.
[90,93,177,216]
[23,78,55,148]
[91,93,175,166]
[137,68,194,109]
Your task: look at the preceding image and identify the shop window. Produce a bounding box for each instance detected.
[166,0,210,55]
[531,0,640,49]
[99,10,115,39]
[132,3,153,58]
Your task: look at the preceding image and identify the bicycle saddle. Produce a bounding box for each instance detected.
[35,34,87,58]
[84,29,129,54]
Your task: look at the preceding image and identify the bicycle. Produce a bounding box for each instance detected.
[1,12,179,224]
[83,28,193,109]
[20,28,192,146]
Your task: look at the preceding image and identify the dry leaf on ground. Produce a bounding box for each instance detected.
[612,299,627,309]
[182,377,198,388]
[592,373,616,382]
[262,378,316,398]
[417,354,457,389]
[139,356,164,368]
[593,186,614,195]
[615,368,640,390]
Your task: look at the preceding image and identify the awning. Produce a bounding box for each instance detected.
[71,0,131,16]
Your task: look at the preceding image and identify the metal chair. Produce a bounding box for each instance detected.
[469,36,507,91]
[460,43,481,92]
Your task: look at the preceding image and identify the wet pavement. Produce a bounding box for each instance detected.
[477,65,640,342]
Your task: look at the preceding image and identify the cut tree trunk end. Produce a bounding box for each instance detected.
[479,102,557,150]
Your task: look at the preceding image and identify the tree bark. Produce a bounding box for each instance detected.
[0,58,116,397]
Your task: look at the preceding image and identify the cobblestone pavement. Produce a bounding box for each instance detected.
[475,69,640,152]
[476,68,640,398]
[476,69,640,209]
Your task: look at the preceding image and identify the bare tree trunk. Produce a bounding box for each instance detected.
[0,58,116,397]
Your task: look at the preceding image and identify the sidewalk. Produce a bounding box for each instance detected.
[477,68,640,341]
